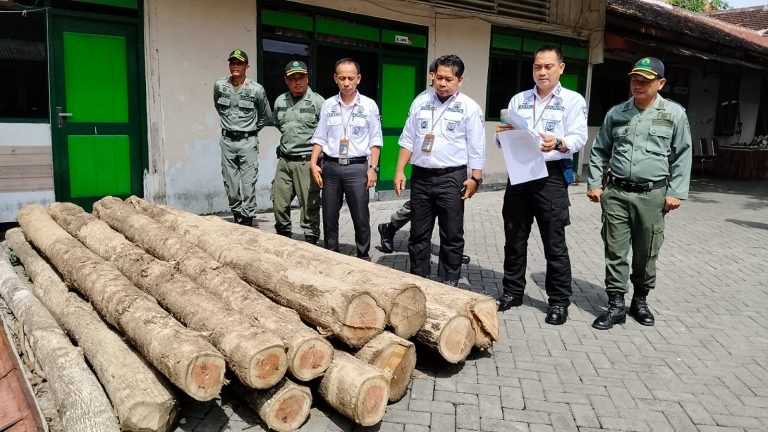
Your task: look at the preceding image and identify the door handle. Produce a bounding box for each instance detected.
[56,107,73,128]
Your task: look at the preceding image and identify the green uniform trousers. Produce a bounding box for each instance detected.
[601,184,666,294]
[219,135,259,218]
[271,157,320,237]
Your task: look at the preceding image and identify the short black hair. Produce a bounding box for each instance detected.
[434,54,465,78]
[334,58,361,75]
[428,58,438,73]
[534,45,564,64]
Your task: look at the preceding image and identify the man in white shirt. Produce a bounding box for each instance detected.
[310,58,382,259]
[393,54,486,287]
[496,45,588,325]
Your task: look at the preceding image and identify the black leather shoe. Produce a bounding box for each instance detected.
[497,293,523,311]
[441,279,459,287]
[378,223,395,253]
[277,230,292,238]
[461,255,471,265]
[592,293,626,330]
[304,235,318,245]
[238,217,253,227]
[629,297,655,326]
[545,305,568,325]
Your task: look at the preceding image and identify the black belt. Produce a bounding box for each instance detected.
[281,153,311,162]
[323,154,367,165]
[413,165,466,175]
[608,174,667,193]
[222,129,258,141]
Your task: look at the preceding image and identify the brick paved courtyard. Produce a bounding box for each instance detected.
[132,179,768,431]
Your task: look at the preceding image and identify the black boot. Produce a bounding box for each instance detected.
[629,290,655,326]
[592,293,626,330]
[378,223,396,253]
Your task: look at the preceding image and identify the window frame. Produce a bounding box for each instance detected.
[485,26,589,122]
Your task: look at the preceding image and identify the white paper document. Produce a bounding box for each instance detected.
[498,130,548,186]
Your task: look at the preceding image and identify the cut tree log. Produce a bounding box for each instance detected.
[6,228,178,432]
[415,303,475,363]
[238,378,312,432]
[318,351,389,426]
[48,202,288,390]
[403,276,498,350]
[127,197,386,348]
[354,331,416,402]
[16,204,226,401]
[0,255,120,432]
[126,198,426,339]
[125,197,494,346]
[92,196,333,381]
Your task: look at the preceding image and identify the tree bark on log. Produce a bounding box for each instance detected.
[127,197,426,339]
[16,204,226,401]
[0,255,120,432]
[318,351,389,426]
[6,228,179,432]
[48,202,288,390]
[415,303,475,363]
[238,378,312,432]
[127,198,385,348]
[354,332,416,402]
[92,197,333,382]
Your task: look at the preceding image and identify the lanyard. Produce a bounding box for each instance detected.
[532,93,555,130]
[430,93,458,133]
[339,100,355,139]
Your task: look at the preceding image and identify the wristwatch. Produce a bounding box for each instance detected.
[470,176,483,186]
[554,138,564,151]
[369,165,380,173]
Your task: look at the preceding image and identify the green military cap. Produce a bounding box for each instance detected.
[227,49,249,64]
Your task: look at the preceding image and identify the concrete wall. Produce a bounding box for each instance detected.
[143,0,600,214]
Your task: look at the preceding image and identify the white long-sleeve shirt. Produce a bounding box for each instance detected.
[312,92,382,158]
[506,83,588,162]
[399,89,486,170]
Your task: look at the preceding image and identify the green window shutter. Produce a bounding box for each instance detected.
[261,10,313,32]
[71,0,138,8]
[492,34,522,51]
[382,30,426,48]
[562,44,588,61]
[316,18,379,42]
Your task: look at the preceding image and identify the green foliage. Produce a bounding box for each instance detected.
[667,0,730,12]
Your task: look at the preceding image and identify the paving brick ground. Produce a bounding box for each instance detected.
[13,177,768,432]
[175,178,768,431]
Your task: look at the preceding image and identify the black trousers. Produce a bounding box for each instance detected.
[408,166,466,281]
[502,161,572,306]
[321,161,370,257]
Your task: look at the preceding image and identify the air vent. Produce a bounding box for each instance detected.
[498,0,550,22]
[423,0,550,23]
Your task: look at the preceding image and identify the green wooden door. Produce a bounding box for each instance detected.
[378,55,425,190]
[50,14,143,210]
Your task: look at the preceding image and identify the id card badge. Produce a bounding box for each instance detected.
[339,138,350,156]
[421,133,435,152]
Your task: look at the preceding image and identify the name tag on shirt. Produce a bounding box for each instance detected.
[339,138,350,156]
[421,133,435,152]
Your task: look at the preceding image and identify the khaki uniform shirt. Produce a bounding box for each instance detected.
[213,76,271,133]
[587,95,692,199]
[273,88,325,155]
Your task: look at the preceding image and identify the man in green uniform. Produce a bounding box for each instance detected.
[587,57,692,330]
[272,60,324,244]
[213,49,271,226]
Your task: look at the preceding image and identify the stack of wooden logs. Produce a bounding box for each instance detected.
[0,196,498,431]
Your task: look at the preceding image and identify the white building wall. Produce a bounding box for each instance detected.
[687,70,719,153]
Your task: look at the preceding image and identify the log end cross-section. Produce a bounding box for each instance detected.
[387,284,427,339]
[340,293,386,348]
[187,355,226,401]
[292,338,335,382]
